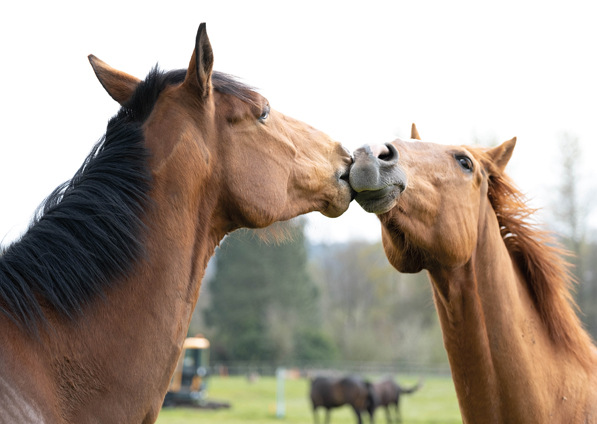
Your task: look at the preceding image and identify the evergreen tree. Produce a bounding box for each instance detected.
[204,219,334,362]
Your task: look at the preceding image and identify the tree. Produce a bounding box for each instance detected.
[310,241,447,364]
[550,132,597,336]
[203,219,333,362]
[552,132,585,264]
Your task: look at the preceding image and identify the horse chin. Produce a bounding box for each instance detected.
[394,256,425,274]
[319,180,354,218]
[355,186,402,214]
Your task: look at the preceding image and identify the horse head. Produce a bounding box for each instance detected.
[89,24,354,232]
[350,124,516,273]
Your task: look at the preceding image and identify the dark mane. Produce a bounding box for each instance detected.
[481,155,595,367]
[0,66,256,333]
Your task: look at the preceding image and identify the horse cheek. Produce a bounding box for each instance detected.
[436,211,477,268]
[229,171,287,227]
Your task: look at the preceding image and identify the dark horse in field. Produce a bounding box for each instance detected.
[371,377,422,423]
[310,376,376,424]
[0,24,353,423]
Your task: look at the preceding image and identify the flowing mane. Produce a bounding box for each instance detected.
[480,153,595,367]
[0,67,256,333]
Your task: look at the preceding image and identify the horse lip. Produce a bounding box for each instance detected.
[338,165,357,201]
[339,166,351,183]
[354,185,395,202]
[355,185,402,214]
[322,176,355,217]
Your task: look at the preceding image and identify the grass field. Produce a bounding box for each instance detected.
[156,375,462,424]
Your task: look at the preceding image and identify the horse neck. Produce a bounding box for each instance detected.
[427,200,596,423]
[47,138,227,422]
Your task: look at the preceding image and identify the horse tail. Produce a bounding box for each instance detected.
[400,378,424,394]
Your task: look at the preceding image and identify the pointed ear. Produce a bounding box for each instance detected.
[183,22,214,97]
[487,137,516,173]
[88,55,141,105]
[411,123,421,140]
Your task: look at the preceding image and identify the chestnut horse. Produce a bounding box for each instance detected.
[350,125,597,423]
[0,24,353,423]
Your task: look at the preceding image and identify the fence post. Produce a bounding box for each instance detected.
[276,367,285,418]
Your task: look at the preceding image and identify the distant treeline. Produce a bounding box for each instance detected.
[191,219,447,365]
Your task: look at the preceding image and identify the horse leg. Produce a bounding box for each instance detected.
[384,406,391,424]
[352,406,363,424]
[325,408,331,424]
[313,406,319,424]
[395,400,402,423]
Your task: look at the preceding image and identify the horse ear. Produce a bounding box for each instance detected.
[88,55,141,105]
[184,22,214,97]
[411,123,421,140]
[488,137,516,173]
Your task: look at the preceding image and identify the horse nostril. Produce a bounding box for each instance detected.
[368,143,398,165]
[377,143,399,164]
[378,150,392,161]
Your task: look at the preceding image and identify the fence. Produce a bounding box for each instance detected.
[210,359,451,378]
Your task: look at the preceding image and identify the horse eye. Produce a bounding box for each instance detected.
[456,156,473,171]
[259,105,270,122]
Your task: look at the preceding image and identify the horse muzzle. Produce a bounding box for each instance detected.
[349,143,407,214]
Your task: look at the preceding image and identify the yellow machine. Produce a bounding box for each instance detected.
[163,335,210,406]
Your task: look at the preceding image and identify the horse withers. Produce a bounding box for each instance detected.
[350,125,597,423]
[0,24,353,424]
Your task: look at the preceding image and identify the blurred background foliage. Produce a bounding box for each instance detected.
[192,220,446,366]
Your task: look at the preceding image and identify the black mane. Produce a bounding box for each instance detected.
[0,66,255,333]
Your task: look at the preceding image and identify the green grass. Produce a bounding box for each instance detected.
[156,375,462,423]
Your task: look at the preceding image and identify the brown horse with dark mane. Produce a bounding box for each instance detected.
[350,125,597,423]
[0,24,353,423]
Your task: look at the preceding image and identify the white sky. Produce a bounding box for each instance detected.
[1,1,596,247]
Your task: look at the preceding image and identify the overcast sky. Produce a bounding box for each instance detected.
[1,1,596,247]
